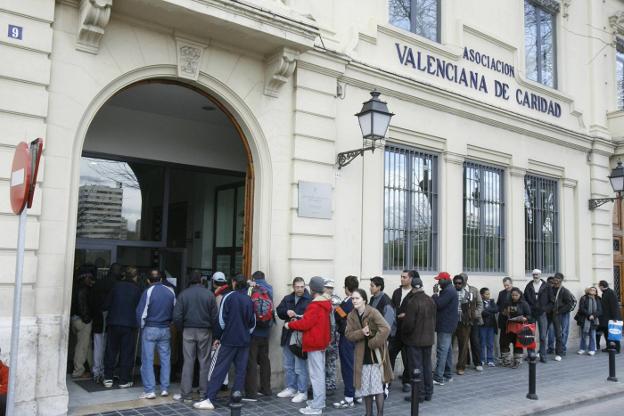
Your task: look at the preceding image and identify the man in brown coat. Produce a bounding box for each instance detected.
[399,276,436,403]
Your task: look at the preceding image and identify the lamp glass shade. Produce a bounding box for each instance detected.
[372,111,392,138]
[609,161,624,193]
[358,111,372,139]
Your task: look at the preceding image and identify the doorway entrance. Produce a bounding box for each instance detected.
[68,80,253,412]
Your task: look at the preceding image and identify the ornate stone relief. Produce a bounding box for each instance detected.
[528,0,561,15]
[264,47,299,97]
[561,0,572,19]
[76,0,113,54]
[175,38,207,81]
[610,11,624,36]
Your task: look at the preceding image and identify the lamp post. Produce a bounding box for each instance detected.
[588,161,624,210]
[336,90,394,169]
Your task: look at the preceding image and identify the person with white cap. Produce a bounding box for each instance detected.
[523,268,552,363]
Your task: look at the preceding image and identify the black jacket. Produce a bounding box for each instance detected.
[481,299,498,331]
[577,295,602,325]
[335,297,354,336]
[552,286,576,315]
[173,284,218,330]
[523,280,553,317]
[496,289,512,330]
[71,280,92,324]
[599,288,622,324]
[104,280,142,328]
[502,299,531,323]
[91,276,116,333]
[276,290,312,346]
[431,285,459,334]
[401,290,436,347]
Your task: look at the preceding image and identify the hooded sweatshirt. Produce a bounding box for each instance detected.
[288,294,332,352]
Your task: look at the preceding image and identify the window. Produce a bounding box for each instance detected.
[524,0,558,88]
[384,145,438,271]
[389,0,440,42]
[617,39,624,110]
[615,238,621,253]
[524,175,559,273]
[463,162,505,272]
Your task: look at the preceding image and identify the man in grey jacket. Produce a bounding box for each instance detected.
[172,270,218,403]
[460,273,484,371]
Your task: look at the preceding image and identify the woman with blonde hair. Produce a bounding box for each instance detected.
[345,288,393,416]
[575,286,602,355]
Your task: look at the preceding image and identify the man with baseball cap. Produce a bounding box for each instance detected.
[432,272,458,385]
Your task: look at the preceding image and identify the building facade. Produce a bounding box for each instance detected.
[1,0,624,414]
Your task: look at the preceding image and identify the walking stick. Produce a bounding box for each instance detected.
[130,328,141,384]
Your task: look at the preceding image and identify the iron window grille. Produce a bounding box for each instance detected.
[615,265,622,304]
[617,39,624,110]
[384,145,438,272]
[524,174,559,274]
[463,162,505,273]
[524,0,557,88]
[389,0,441,42]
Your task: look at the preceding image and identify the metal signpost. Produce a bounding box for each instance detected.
[6,139,43,416]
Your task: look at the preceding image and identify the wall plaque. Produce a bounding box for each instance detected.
[298,181,332,219]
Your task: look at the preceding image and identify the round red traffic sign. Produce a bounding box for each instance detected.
[10,142,32,215]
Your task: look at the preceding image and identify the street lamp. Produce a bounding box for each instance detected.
[588,160,624,210]
[336,90,394,169]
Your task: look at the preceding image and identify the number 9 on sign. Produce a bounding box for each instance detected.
[8,25,23,40]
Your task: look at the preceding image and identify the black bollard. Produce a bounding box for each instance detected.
[411,368,421,416]
[608,342,619,382]
[229,390,243,416]
[526,352,538,400]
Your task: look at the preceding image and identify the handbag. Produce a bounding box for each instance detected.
[289,328,307,360]
[514,323,537,349]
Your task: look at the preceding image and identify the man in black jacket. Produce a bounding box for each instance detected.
[172,270,219,402]
[276,277,312,401]
[549,273,576,361]
[102,266,142,388]
[70,266,96,378]
[597,280,622,353]
[496,277,514,366]
[524,269,552,363]
[390,270,417,392]
[90,263,119,383]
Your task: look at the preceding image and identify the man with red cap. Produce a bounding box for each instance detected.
[431,272,458,385]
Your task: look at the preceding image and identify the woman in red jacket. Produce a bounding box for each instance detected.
[286,276,332,415]
[0,351,8,416]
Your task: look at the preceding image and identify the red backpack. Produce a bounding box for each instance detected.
[250,285,274,328]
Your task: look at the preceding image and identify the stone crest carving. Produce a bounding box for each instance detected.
[264,47,299,97]
[610,11,624,36]
[561,0,572,19]
[175,38,206,81]
[76,0,113,54]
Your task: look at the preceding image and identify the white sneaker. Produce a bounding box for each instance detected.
[299,406,322,415]
[475,365,484,372]
[577,350,585,355]
[292,392,308,403]
[277,387,297,398]
[161,390,169,397]
[118,382,133,389]
[103,379,113,388]
[554,355,562,361]
[193,399,215,410]
[139,392,156,399]
[173,394,182,401]
[588,351,596,356]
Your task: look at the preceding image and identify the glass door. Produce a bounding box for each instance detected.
[212,182,245,277]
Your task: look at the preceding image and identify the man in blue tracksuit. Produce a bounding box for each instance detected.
[136,271,176,399]
[333,275,359,409]
[195,274,256,410]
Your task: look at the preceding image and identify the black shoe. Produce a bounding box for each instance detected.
[220,384,229,391]
[539,356,547,363]
[402,383,411,393]
[602,348,609,353]
[424,396,432,401]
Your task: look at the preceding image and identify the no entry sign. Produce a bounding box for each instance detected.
[9,139,43,215]
[10,142,32,215]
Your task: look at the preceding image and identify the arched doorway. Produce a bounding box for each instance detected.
[67,80,254,412]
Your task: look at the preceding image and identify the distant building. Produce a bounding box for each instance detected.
[76,184,127,239]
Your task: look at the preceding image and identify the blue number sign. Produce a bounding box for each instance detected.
[8,25,23,40]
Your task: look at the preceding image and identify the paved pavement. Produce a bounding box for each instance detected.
[542,393,624,416]
[84,349,624,416]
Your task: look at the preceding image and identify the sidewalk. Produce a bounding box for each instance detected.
[82,349,624,416]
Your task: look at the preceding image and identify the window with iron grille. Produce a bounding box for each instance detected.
[463,162,505,272]
[524,0,557,88]
[614,265,621,303]
[524,175,559,273]
[384,145,438,271]
[389,0,440,42]
[617,39,624,110]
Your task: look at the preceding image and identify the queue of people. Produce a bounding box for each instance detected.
[67,265,622,415]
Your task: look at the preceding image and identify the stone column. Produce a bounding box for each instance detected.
[440,152,464,273]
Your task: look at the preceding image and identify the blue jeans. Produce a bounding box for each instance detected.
[141,326,171,393]
[479,327,495,363]
[548,312,570,354]
[580,326,597,352]
[282,345,308,393]
[434,332,453,382]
